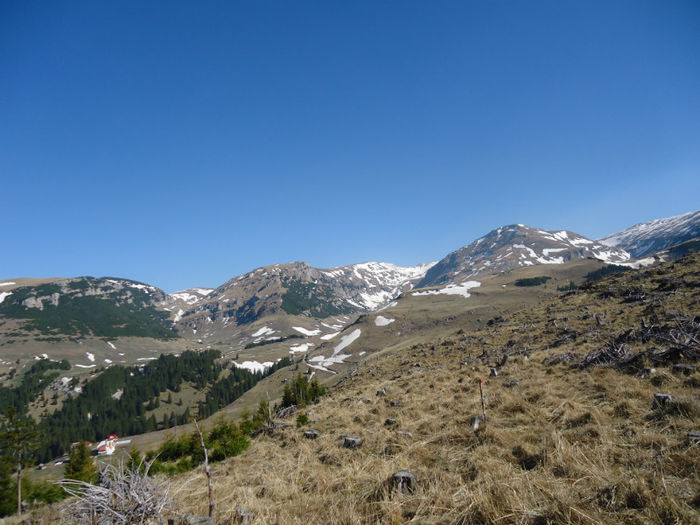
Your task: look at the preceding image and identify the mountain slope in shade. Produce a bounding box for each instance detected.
[418,224,629,288]
[599,210,700,258]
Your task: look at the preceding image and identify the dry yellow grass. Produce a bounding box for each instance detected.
[163,256,700,524]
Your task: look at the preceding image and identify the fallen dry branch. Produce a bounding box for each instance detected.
[580,342,632,368]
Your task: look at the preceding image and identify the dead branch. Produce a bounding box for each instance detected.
[57,457,173,525]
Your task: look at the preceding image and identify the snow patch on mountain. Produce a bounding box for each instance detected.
[127,282,158,293]
[375,316,395,326]
[619,257,657,269]
[593,250,630,264]
[292,326,321,337]
[289,343,313,354]
[308,328,362,372]
[251,326,275,337]
[413,281,481,299]
[169,290,211,305]
[542,248,567,256]
[233,360,274,374]
[335,328,361,353]
[0,292,12,304]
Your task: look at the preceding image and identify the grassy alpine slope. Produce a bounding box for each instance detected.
[169,255,699,524]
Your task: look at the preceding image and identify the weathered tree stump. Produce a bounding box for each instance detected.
[489,367,498,377]
[673,364,695,375]
[343,436,362,449]
[391,470,417,493]
[304,429,319,439]
[652,393,676,410]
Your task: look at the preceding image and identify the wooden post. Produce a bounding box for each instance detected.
[266,391,272,423]
[479,378,486,421]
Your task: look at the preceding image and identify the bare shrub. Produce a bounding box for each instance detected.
[57,458,175,524]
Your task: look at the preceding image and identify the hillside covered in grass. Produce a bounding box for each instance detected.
[166,254,699,524]
[0,278,175,339]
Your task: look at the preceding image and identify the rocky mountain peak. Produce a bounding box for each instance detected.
[418,224,630,288]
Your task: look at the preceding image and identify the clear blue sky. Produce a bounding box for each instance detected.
[2,1,699,292]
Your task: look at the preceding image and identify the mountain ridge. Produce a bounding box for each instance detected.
[1,210,697,353]
[417,224,630,289]
[598,209,700,258]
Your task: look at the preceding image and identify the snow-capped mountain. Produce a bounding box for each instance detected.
[320,261,436,310]
[3,210,697,352]
[599,210,700,259]
[417,224,630,289]
[169,261,434,343]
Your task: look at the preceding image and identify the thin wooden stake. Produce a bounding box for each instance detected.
[479,378,487,421]
[193,419,215,520]
[266,391,272,423]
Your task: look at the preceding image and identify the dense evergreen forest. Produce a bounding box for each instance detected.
[0,358,70,413]
[0,351,291,462]
[514,276,551,287]
[584,264,632,282]
[280,277,355,317]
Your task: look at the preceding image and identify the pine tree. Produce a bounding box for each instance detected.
[64,442,97,483]
[0,407,40,516]
[126,447,144,473]
[0,455,15,517]
[253,399,269,429]
[281,383,294,408]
